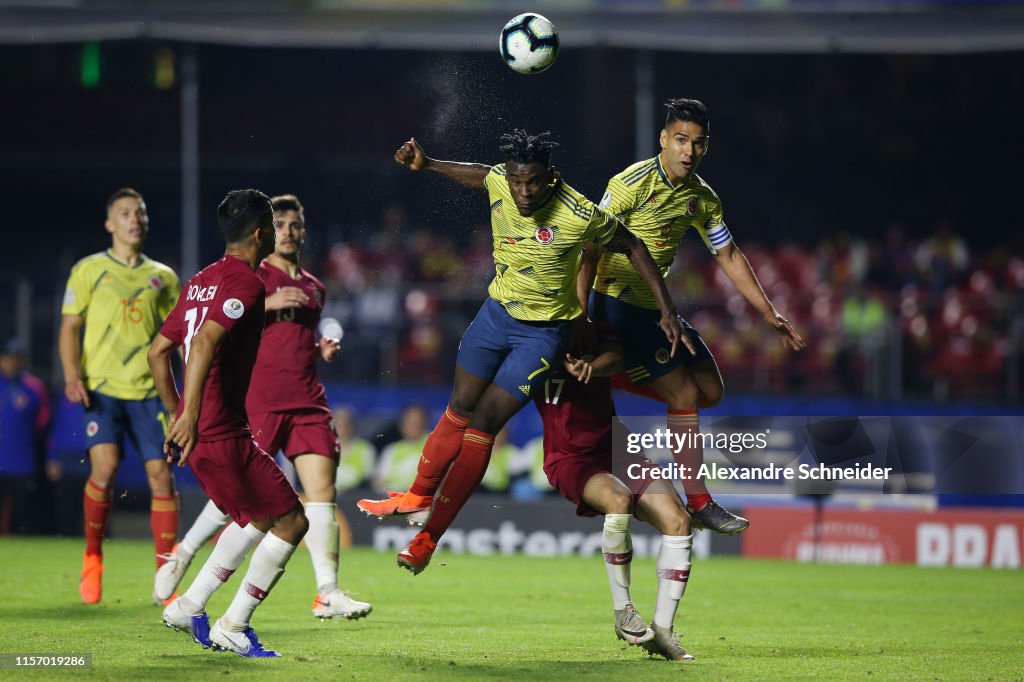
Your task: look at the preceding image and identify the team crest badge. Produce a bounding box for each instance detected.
[535,226,554,245]
[655,348,671,364]
[149,275,163,290]
[312,289,323,306]
[685,197,699,216]
[86,421,99,437]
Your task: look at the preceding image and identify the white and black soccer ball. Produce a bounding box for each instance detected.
[499,13,559,75]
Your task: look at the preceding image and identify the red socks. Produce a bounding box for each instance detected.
[666,409,712,508]
[151,493,180,567]
[409,407,470,497]
[83,480,112,558]
[422,429,494,544]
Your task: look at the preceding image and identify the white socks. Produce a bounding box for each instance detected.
[602,514,634,610]
[222,531,298,631]
[179,500,230,559]
[653,534,693,629]
[179,522,264,613]
[304,502,340,594]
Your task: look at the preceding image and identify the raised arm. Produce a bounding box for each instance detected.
[394,137,490,191]
[163,320,230,465]
[714,242,805,351]
[603,223,696,358]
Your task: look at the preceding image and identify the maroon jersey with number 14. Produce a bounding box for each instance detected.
[158,255,266,441]
[246,260,330,415]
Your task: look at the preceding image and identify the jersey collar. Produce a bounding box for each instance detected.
[655,155,693,192]
[105,249,147,269]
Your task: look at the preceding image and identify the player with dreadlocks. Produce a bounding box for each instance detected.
[358,130,694,585]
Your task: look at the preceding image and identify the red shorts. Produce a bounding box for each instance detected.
[544,450,658,518]
[249,410,339,461]
[189,436,300,527]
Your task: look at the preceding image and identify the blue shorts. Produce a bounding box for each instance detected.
[457,298,570,405]
[589,290,713,385]
[83,392,169,462]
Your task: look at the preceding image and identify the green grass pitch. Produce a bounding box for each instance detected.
[0,537,1021,680]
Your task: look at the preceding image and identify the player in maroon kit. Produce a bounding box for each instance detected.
[148,189,307,658]
[153,195,371,620]
[539,329,696,662]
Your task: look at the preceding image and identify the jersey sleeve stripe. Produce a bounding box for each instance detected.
[622,160,656,184]
[622,158,655,180]
[623,167,656,186]
[554,189,590,220]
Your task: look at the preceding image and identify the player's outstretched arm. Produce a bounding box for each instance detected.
[58,313,90,408]
[393,137,489,190]
[166,320,229,466]
[603,223,697,359]
[714,242,806,351]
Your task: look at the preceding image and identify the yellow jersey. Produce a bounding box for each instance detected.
[595,155,731,310]
[62,250,179,400]
[484,165,618,321]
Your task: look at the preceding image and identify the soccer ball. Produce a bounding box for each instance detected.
[499,13,559,75]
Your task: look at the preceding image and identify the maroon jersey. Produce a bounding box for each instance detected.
[246,260,329,415]
[159,255,265,441]
[533,372,615,465]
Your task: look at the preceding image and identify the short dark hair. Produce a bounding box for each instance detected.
[106,187,143,211]
[271,194,305,224]
[664,98,709,132]
[217,189,273,244]
[498,129,559,167]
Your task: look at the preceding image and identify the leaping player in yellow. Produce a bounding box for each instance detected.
[582,98,805,534]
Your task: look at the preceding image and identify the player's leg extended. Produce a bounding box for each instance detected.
[165,521,264,647]
[580,472,655,645]
[212,505,307,657]
[81,442,118,604]
[144,459,178,567]
[155,499,229,602]
[634,480,695,661]
[359,301,505,519]
[401,318,565,574]
[295,453,371,620]
[127,397,181,573]
[409,366,491,496]
[648,367,748,534]
[413,299,508,497]
[399,384,522,574]
[206,441,306,657]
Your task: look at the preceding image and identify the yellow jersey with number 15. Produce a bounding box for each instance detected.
[595,155,732,310]
[62,250,179,400]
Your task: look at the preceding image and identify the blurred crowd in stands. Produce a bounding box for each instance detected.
[317,205,1022,403]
